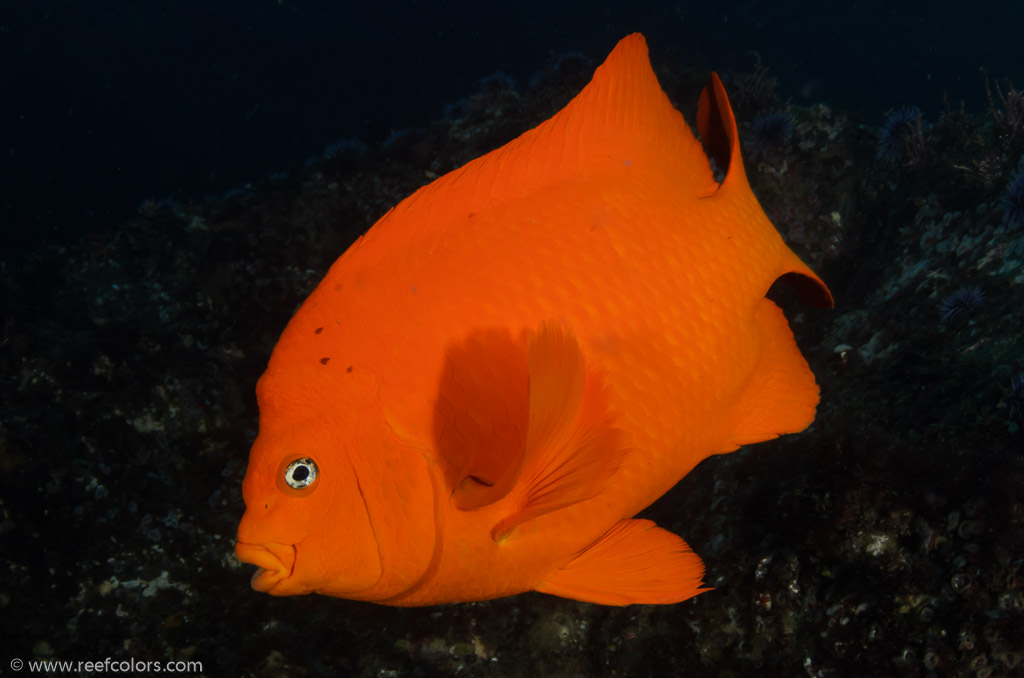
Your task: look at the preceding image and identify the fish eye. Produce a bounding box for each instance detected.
[277,457,319,496]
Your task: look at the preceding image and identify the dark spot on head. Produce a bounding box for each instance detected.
[320,357,330,365]
[346,365,353,373]
[314,327,323,334]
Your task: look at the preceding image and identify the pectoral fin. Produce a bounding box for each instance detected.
[490,320,627,540]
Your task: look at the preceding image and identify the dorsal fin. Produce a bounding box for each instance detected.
[697,72,745,191]
[359,33,718,256]
[696,74,834,310]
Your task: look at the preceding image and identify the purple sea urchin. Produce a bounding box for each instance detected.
[1005,167,1024,228]
[877,106,924,163]
[746,112,793,153]
[1009,374,1024,418]
[939,287,984,325]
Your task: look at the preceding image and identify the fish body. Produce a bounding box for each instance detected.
[235,33,831,606]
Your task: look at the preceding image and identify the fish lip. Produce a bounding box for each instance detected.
[235,541,296,593]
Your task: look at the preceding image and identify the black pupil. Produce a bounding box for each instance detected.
[292,465,309,482]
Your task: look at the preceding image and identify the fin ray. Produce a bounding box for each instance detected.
[491,321,626,540]
[536,519,709,605]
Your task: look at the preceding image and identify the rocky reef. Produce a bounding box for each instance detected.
[2,47,1023,677]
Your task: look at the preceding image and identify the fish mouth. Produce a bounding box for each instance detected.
[234,541,296,593]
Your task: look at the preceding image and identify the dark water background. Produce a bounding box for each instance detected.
[4,2,1024,675]
[2,0,1021,257]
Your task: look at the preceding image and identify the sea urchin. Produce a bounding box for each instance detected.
[1009,373,1024,419]
[877,106,924,163]
[1004,167,1024,228]
[939,287,984,326]
[746,112,793,154]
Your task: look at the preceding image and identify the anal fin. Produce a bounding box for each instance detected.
[535,519,709,605]
[728,297,822,448]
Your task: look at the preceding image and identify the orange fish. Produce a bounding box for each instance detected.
[235,33,832,606]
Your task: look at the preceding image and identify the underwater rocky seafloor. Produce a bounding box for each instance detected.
[2,50,1024,677]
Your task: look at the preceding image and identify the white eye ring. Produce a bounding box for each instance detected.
[282,457,319,490]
